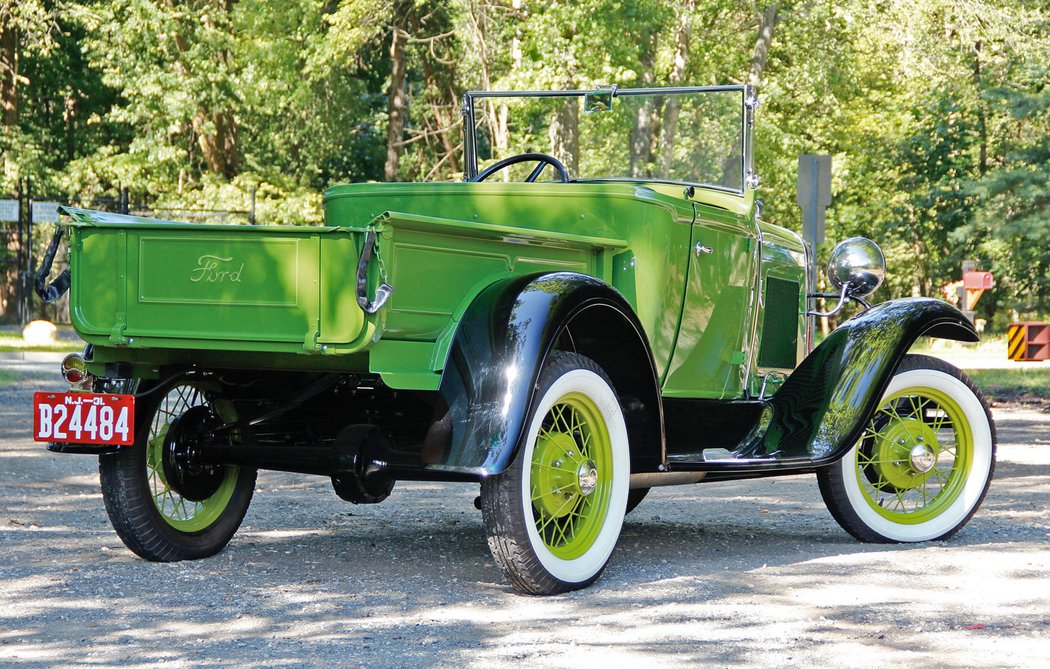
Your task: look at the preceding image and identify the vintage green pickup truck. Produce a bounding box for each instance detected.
[34,85,995,595]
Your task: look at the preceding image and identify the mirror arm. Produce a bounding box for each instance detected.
[852,295,872,310]
[807,284,850,318]
[807,285,873,318]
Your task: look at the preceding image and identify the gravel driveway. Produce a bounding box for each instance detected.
[1,361,1047,668]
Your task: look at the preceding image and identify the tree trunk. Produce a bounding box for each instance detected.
[658,2,694,179]
[466,1,496,174]
[0,20,16,129]
[974,40,988,176]
[748,6,779,90]
[1,8,18,318]
[548,94,579,177]
[467,0,517,176]
[192,110,239,179]
[630,42,656,178]
[384,13,409,182]
[416,28,460,177]
[64,94,77,161]
[424,90,460,177]
[170,0,241,179]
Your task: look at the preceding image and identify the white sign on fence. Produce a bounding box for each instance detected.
[32,201,61,223]
[0,199,18,222]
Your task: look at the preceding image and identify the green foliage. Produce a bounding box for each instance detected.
[1,0,1048,321]
[956,78,1050,322]
[964,367,1050,403]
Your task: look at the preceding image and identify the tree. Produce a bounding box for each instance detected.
[2,0,1048,327]
[956,77,1050,319]
[0,0,55,185]
[77,0,244,190]
[321,0,462,182]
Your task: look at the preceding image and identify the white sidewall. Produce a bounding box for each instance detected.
[838,368,993,541]
[520,369,629,583]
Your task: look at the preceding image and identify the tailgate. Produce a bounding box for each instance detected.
[65,208,375,354]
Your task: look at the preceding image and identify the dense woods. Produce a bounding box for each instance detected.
[1,0,1047,326]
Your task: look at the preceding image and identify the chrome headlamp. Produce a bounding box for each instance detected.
[826,237,886,298]
[809,237,886,317]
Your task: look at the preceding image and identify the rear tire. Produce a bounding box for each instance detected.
[99,378,256,561]
[481,352,629,595]
[818,354,995,543]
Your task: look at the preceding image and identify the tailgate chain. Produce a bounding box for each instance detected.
[356,227,395,314]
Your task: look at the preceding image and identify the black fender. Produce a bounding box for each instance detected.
[432,272,663,476]
[755,297,978,464]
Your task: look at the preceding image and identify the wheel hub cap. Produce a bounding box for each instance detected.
[577,460,599,496]
[532,432,583,518]
[162,405,225,502]
[870,417,941,490]
[909,443,937,474]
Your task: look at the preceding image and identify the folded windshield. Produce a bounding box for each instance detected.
[463,86,752,193]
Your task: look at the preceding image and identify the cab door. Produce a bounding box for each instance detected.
[661,204,757,399]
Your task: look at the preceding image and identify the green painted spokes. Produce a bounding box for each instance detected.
[530,393,613,559]
[856,386,973,523]
[145,384,237,532]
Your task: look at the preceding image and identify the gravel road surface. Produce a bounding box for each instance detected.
[1,360,1047,668]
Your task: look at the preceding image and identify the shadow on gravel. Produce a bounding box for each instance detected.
[2,369,1048,666]
[1,477,1047,667]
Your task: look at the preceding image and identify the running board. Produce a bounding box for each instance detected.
[665,451,818,473]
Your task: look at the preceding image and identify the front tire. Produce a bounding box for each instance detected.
[481,352,630,595]
[818,354,995,543]
[99,378,257,561]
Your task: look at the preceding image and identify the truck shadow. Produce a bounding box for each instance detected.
[2,389,1046,666]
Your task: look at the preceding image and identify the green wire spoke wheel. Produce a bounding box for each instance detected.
[99,377,257,561]
[481,352,630,595]
[818,354,996,543]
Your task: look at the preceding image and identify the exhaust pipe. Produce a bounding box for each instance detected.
[196,424,395,504]
[629,471,707,488]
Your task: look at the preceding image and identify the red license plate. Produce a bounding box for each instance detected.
[33,392,135,446]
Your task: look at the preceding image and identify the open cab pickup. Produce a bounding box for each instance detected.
[34,85,994,595]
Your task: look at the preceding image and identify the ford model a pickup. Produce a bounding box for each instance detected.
[34,85,995,595]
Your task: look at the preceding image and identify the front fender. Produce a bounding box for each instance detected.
[432,272,658,476]
[759,297,978,463]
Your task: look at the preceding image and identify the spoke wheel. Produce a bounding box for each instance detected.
[99,378,256,561]
[818,354,995,543]
[529,393,614,559]
[481,352,629,595]
[146,388,237,532]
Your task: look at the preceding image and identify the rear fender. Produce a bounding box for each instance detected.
[433,272,663,476]
[759,297,978,463]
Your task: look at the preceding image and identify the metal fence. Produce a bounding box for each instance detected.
[1,178,255,326]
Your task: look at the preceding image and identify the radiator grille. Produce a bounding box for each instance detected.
[757,277,800,369]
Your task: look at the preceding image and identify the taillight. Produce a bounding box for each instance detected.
[61,354,88,384]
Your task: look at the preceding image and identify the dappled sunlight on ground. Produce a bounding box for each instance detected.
[1,368,1047,666]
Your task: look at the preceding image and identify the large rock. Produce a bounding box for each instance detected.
[22,320,59,346]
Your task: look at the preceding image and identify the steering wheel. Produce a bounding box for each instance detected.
[470,152,569,183]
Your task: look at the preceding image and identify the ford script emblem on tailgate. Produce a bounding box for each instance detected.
[190,255,245,283]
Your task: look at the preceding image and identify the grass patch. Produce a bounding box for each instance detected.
[0,344,83,353]
[0,332,83,353]
[964,368,1050,403]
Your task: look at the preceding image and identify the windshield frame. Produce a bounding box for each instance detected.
[461,85,756,196]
